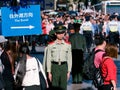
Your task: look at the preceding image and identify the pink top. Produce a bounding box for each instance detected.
[94,48,105,68]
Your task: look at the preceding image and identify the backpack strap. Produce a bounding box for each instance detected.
[100,57,108,66]
[94,49,104,54]
[99,57,109,79]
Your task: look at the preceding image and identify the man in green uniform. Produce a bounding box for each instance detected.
[69,23,86,83]
[46,25,72,90]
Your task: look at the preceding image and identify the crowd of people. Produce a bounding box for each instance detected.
[0,10,119,90]
[41,11,120,52]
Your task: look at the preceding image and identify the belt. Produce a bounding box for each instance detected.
[83,31,92,32]
[110,31,117,33]
[110,31,118,33]
[52,61,67,65]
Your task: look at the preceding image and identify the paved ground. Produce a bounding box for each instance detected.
[30,46,120,90]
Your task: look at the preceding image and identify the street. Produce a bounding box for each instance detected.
[30,46,120,90]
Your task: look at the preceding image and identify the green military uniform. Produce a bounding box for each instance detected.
[46,26,72,90]
[69,23,86,83]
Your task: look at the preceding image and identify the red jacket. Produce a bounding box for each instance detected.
[101,57,117,85]
[42,22,47,34]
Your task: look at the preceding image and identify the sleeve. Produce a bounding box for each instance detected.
[43,47,48,73]
[118,23,120,35]
[91,24,95,36]
[67,44,72,72]
[79,24,83,34]
[105,59,116,81]
[97,25,99,33]
[106,23,110,36]
[82,36,87,52]
[46,45,52,72]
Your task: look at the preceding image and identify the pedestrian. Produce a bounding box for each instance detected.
[1,42,15,90]
[80,15,95,53]
[94,36,107,90]
[68,17,75,32]
[97,18,104,38]
[14,44,48,90]
[117,15,120,54]
[94,37,106,68]
[0,36,8,73]
[100,43,117,90]
[106,15,119,45]
[46,25,72,90]
[69,23,86,83]
[53,16,63,27]
[0,36,8,90]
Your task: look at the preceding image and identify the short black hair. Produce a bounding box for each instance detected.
[73,23,81,32]
[19,44,30,54]
[85,16,90,21]
[94,37,106,46]
[117,16,120,21]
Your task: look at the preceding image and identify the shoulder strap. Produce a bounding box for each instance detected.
[36,58,41,72]
[100,57,109,79]
[94,49,104,54]
[100,57,109,66]
[35,58,47,80]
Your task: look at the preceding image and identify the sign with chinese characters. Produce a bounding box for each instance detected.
[1,5,41,37]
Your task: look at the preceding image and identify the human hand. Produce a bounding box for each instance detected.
[67,72,70,81]
[111,86,117,90]
[48,72,52,82]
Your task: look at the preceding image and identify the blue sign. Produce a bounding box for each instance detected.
[1,5,42,37]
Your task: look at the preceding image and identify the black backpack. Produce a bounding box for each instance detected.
[82,49,104,80]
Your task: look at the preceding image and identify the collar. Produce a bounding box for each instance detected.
[55,40,65,44]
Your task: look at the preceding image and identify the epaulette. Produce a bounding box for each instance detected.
[65,41,71,44]
[48,41,54,45]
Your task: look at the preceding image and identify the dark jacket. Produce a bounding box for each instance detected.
[69,32,86,52]
[1,51,14,82]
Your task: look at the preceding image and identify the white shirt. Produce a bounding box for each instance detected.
[80,21,94,35]
[22,57,46,86]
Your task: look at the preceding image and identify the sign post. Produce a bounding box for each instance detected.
[1,5,42,37]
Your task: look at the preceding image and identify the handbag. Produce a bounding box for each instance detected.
[14,59,26,90]
[39,71,47,90]
[36,58,47,90]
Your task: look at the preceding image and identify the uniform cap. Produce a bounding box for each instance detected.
[0,35,8,43]
[117,16,120,21]
[85,16,90,21]
[54,25,66,33]
[110,15,116,19]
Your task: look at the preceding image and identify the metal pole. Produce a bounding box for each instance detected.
[23,36,25,43]
[54,0,57,10]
